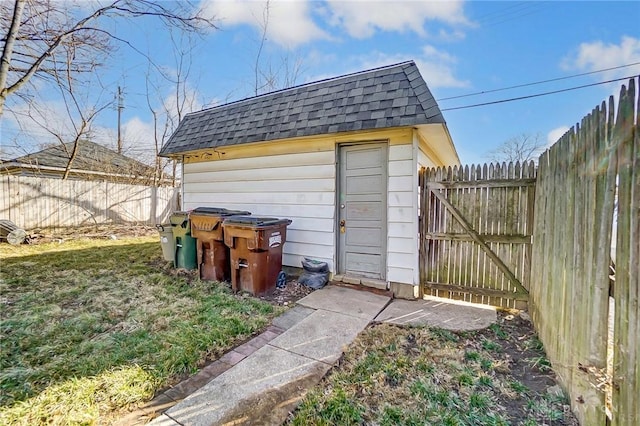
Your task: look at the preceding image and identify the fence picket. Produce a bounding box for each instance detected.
[612,78,639,426]
[529,77,638,425]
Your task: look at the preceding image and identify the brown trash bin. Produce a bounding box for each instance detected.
[223,216,292,296]
[189,207,251,281]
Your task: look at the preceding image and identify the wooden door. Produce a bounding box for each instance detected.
[338,143,387,279]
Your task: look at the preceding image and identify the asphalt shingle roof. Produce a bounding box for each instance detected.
[3,140,156,175]
[160,61,446,156]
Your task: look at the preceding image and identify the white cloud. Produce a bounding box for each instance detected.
[119,86,204,164]
[547,126,570,146]
[562,36,640,79]
[199,0,468,46]
[351,46,469,89]
[200,0,329,47]
[325,0,468,38]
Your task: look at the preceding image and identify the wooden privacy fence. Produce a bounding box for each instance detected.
[530,77,638,425]
[419,161,536,309]
[0,175,178,229]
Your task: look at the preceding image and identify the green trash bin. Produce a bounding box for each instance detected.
[156,224,175,262]
[170,212,197,270]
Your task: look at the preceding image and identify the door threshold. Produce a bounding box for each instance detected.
[332,274,388,291]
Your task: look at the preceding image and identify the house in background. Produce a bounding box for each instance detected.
[1,139,172,185]
[1,140,178,229]
[160,61,459,298]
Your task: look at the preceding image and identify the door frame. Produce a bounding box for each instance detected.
[336,141,389,279]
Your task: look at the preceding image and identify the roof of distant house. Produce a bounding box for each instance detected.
[0,140,169,183]
[160,61,446,156]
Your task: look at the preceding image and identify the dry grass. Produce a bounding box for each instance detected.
[289,319,577,426]
[0,236,281,424]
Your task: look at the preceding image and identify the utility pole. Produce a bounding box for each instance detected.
[117,86,124,154]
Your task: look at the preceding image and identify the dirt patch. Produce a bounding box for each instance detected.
[289,309,579,426]
[25,224,158,244]
[257,280,315,306]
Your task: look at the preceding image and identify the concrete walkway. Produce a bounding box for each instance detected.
[149,286,391,426]
[142,286,496,426]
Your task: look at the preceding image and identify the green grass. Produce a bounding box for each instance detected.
[288,323,573,426]
[0,236,282,424]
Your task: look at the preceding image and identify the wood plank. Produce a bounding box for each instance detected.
[183,164,335,183]
[184,147,335,170]
[428,179,536,189]
[388,159,414,176]
[424,233,531,243]
[423,282,528,300]
[612,78,639,426]
[184,178,335,194]
[185,191,335,206]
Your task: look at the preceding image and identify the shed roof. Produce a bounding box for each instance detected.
[160,61,446,156]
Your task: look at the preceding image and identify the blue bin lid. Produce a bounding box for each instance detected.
[223,215,292,227]
[191,207,251,217]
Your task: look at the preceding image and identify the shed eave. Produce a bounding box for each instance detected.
[416,123,460,166]
[160,125,423,159]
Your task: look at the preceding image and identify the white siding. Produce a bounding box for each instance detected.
[386,144,418,284]
[417,149,436,169]
[183,151,336,271]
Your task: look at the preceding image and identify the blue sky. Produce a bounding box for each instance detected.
[2,1,639,165]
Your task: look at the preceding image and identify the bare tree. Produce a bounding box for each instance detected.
[251,0,304,96]
[488,133,546,164]
[1,0,215,182]
[0,0,214,116]
[143,31,200,186]
[11,41,113,179]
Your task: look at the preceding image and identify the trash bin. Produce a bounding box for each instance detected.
[189,207,251,282]
[170,212,197,270]
[156,224,175,262]
[0,219,28,245]
[223,216,292,296]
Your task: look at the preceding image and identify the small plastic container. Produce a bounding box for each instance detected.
[156,224,175,262]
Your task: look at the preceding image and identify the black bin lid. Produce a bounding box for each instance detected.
[191,207,252,217]
[223,215,292,227]
[171,211,190,217]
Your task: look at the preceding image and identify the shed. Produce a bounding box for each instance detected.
[160,61,460,298]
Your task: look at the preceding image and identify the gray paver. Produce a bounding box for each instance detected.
[271,305,315,330]
[375,297,496,331]
[269,309,370,364]
[148,414,180,426]
[298,285,390,319]
[159,345,331,426]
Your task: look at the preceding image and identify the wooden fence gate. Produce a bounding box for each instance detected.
[419,161,537,309]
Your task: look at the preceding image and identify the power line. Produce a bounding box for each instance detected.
[441,75,637,112]
[473,1,536,21]
[478,3,542,28]
[437,62,640,101]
